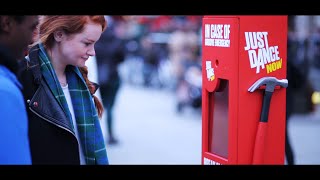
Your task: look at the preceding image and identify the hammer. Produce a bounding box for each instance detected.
[248,77,288,164]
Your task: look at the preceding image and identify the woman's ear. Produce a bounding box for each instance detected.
[53,30,64,42]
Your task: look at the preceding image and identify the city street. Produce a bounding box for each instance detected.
[288,112,320,164]
[99,83,320,165]
[101,84,202,164]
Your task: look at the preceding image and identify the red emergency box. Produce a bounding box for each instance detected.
[201,16,288,165]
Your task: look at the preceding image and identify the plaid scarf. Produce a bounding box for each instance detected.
[38,43,108,165]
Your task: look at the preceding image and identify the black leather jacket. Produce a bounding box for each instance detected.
[18,45,80,165]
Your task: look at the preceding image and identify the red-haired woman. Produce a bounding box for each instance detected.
[18,16,108,165]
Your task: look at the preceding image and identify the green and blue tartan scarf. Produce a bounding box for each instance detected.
[38,43,108,165]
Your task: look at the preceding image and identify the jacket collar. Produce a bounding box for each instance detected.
[27,44,75,134]
[26,44,42,85]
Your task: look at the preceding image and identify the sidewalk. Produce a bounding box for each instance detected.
[289,111,320,165]
[101,83,320,165]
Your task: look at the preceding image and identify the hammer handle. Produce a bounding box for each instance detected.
[260,91,273,123]
[252,91,273,164]
[252,122,268,164]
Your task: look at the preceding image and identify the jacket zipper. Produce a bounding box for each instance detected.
[29,107,82,158]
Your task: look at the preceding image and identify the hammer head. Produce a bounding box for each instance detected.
[248,77,288,93]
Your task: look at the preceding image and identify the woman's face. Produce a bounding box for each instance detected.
[58,22,103,67]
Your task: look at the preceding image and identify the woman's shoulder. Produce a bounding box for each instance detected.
[17,54,40,86]
[17,56,31,75]
[18,45,41,74]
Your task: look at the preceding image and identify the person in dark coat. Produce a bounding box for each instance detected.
[286,57,296,165]
[286,30,302,165]
[95,18,126,145]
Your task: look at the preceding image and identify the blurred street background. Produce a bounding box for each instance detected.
[86,15,320,165]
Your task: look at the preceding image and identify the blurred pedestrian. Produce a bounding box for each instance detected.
[167,19,199,90]
[95,17,126,145]
[286,30,300,165]
[18,16,109,165]
[286,62,296,165]
[0,16,38,164]
[140,34,160,87]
